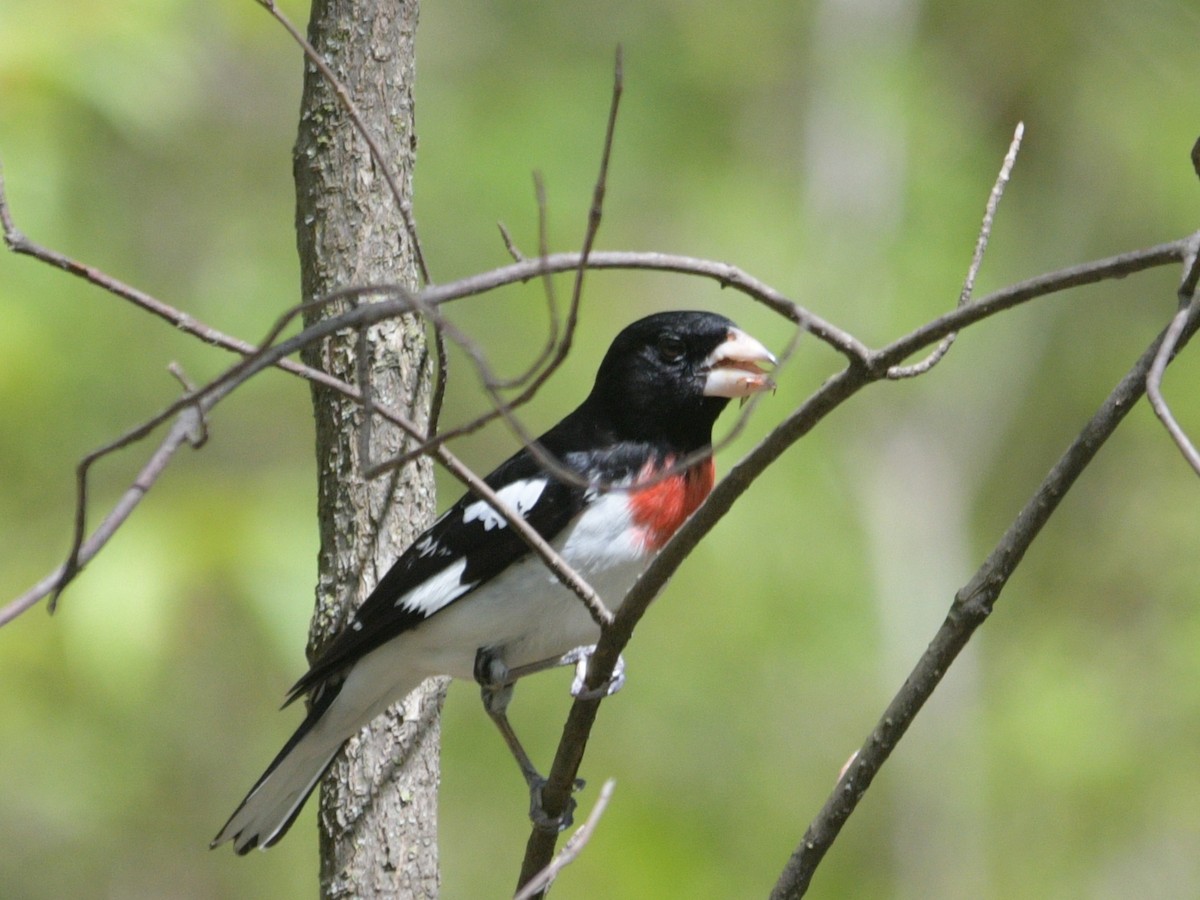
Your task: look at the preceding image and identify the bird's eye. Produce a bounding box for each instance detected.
[657,334,686,362]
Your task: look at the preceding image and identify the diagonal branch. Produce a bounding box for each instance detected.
[0,406,205,626]
[768,292,1200,899]
[516,354,870,894]
[0,161,377,401]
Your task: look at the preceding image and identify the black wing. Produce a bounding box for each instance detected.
[284,448,588,703]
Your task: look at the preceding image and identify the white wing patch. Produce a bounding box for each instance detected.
[395,558,473,617]
[412,535,446,558]
[462,478,547,531]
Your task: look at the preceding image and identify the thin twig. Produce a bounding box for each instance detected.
[370,52,639,494]
[1146,234,1200,475]
[49,361,209,612]
[470,47,623,409]
[874,239,1188,368]
[498,221,525,262]
[1146,306,1200,467]
[561,43,623,360]
[888,121,1024,378]
[512,779,616,900]
[3,282,613,628]
[0,409,203,625]
[429,323,450,434]
[0,161,371,399]
[255,0,431,286]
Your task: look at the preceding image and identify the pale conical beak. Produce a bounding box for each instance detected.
[703,328,777,399]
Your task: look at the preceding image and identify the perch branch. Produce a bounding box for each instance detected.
[5,208,1191,630]
[512,779,616,900]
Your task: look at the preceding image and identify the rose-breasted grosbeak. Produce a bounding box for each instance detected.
[212,310,775,853]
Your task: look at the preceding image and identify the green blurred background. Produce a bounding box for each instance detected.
[2,0,1199,897]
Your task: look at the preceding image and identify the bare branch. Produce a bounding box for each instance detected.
[875,239,1189,369]
[419,250,863,362]
[888,121,1025,379]
[768,296,1200,899]
[429,322,450,433]
[451,47,624,457]
[498,221,525,262]
[0,408,203,626]
[0,161,377,400]
[1146,234,1200,474]
[518,349,873,893]
[1,281,614,629]
[512,779,616,900]
[367,237,1189,482]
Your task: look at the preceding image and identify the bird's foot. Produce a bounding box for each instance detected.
[527,775,586,834]
[562,645,627,701]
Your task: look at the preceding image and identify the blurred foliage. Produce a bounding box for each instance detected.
[2,0,1199,897]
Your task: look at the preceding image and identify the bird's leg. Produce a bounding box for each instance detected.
[473,649,541,787]
[473,648,581,833]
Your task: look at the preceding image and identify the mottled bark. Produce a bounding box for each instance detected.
[293,1,443,896]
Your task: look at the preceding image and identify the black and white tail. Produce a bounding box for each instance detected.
[211,685,345,854]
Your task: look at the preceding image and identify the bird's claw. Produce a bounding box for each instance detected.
[564,645,627,701]
[527,775,586,834]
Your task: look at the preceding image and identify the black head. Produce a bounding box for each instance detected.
[583,310,775,453]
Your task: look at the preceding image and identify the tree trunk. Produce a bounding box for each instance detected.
[293,1,443,896]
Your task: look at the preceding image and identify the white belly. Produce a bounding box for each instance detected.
[401,491,648,679]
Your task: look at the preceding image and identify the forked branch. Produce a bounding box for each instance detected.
[770,281,1200,900]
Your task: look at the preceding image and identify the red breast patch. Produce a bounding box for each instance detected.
[629,458,716,551]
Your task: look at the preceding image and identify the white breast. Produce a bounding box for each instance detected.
[400,491,650,680]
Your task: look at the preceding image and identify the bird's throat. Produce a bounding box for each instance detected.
[629,458,716,551]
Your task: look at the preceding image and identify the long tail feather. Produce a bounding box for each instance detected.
[211,683,344,854]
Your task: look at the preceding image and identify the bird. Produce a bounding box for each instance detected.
[211,309,776,854]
